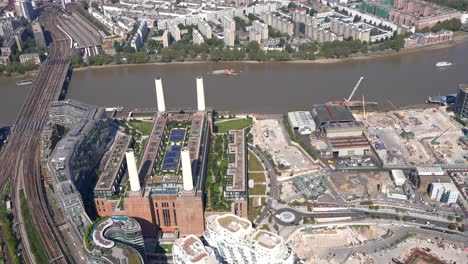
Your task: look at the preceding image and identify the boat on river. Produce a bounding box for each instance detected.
[16,79,34,86]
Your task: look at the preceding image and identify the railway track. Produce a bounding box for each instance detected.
[0,6,74,264]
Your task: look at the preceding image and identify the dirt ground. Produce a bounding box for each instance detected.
[295,225,387,261]
[330,171,401,199]
[356,107,467,166]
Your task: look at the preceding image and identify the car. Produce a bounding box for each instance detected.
[411,219,416,222]
[425,221,431,225]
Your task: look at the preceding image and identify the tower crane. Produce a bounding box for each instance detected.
[345,77,364,102]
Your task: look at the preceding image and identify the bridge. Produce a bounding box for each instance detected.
[0,6,74,263]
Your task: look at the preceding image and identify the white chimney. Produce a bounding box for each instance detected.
[126,150,141,192]
[155,77,166,112]
[196,76,206,111]
[181,148,193,192]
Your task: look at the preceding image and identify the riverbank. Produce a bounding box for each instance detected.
[1,32,466,78]
[71,32,468,72]
[0,70,38,80]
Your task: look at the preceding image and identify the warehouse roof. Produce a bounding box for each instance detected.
[288,111,316,131]
[416,167,444,176]
[391,170,406,186]
[312,105,355,127]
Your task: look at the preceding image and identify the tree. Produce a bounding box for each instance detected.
[123,45,136,53]
[113,41,122,53]
[353,15,361,22]
[448,223,456,230]
[309,8,316,16]
[288,2,297,9]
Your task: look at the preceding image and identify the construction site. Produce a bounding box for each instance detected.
[355,107,466,167]
[330,170,405,200]
[294,225,389,263]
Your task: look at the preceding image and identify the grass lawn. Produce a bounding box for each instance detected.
[248,172,266,183]
[249,184,266,195]
[248,198,263,222]
[248,151,264,171]
[215,118,252,133]
[128,120,153,135]
[155,243,173,254]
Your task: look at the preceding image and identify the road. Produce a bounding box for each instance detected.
[273,207,466,237]
[0,6,73,263]
[248,143,277,225]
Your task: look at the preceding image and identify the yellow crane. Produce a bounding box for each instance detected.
[387,99,405,119]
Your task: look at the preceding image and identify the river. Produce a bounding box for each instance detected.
[0,42,467,126]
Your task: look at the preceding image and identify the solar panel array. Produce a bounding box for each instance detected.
[170,129,186,141]
[162,145,182,171]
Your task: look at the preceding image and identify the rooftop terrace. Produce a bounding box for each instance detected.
[225,129,247,192]
[253,230,282,249]
[95,134,132,192]
[217,215,250,233]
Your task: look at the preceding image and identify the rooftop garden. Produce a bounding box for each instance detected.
[205,134,232,212]
[214,117,253,133]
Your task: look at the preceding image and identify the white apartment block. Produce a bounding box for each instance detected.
[221,16,236,32]
[173,235,218,264]
[260,12,293,36]
[192,29,204,45]
[249,30,262,44]
[204,214,295,264]
[252,20,268,41]
[198,20,212,39]
[168,22,181,42]
[224,29,235,46]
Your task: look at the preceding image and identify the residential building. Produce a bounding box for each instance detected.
[249,29,261,44]
[130,21,148,51]
[94,134,133,200]
[204,214,295,264]
[429,182,460,204]
[454,84,468,119]
[91,216,145,263]
[404,30,453,48]
[192,29,204,45]
[15,0,33,21]
[221,16,236,32]
[225,130,248,218]
[0,18,15,40]
[19,53,40,64]
[198,20,212,39]
[32,21,46,49]
[252,20,268,41]
[224,29,235,46]
[0,55,10,65]
[151,30,170,48]
[260,12,294,36]
[173,234,218,264]
[168,22,181,42]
